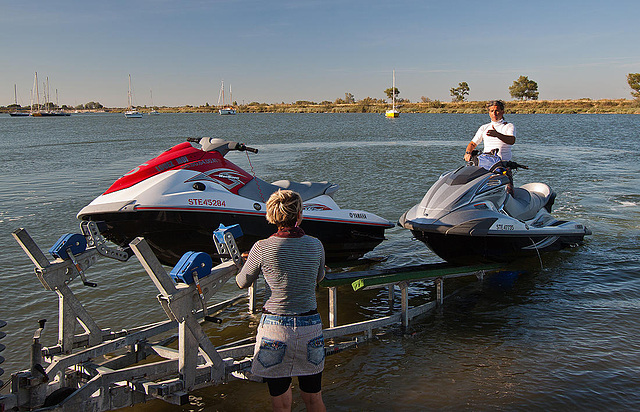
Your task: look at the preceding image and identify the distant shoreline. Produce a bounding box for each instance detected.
[3,99,639,115]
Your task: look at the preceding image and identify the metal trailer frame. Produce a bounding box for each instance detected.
[1,227,500,411]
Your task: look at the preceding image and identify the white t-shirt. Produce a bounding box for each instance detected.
[472,119,516,160]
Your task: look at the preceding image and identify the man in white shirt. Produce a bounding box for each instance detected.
[463,100,516,162]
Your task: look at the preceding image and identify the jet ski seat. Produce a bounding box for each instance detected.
[272,180,338,201]
[504,183,553,221]
[237,178,338,203]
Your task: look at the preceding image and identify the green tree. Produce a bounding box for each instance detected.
[384,87,399,100]
[450,82,469,102]
[84,101,104,110]
[509,76,539,100]
[627,73,640,99]
[344,93,355,104]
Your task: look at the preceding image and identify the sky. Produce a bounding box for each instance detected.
[2,0,640,108]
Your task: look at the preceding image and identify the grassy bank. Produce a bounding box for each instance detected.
[152,99,640,114]
[3,99,640,115]
[231,99,640,114]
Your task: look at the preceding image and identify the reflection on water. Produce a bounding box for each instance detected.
[1,113,639,409]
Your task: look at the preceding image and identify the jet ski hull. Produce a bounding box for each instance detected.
[407,228,588,265]
[85,209,390,266]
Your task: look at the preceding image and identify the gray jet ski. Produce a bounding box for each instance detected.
[399,154,591,264]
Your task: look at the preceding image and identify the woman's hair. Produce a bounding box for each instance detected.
[487,100,505,110]
[266,190,302,228]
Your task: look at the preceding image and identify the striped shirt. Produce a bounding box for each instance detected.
[236,235,325,315]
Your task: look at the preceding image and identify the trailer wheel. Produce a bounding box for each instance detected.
[43,387,76,407]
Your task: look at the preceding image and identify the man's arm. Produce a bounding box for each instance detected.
[486,126,515,145]
[464,141,477,161]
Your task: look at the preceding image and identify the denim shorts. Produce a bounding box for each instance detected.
[251,313,325,378]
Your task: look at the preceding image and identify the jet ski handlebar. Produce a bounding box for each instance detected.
[187,137,259,154]
[235,143,259,153]
[502,160,528,170]
[468,150,528,171]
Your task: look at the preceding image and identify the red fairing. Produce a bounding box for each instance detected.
[103,142,254,195]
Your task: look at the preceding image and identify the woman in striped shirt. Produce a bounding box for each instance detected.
[236,189,326,412]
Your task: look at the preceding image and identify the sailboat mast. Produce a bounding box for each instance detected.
[392,69,396,110]
[217,80,225,107]
[128,74,132,109]
[34,72,40,111]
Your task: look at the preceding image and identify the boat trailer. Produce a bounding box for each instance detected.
[1,222,501,411]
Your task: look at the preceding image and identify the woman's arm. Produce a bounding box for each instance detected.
[317,247,326,283]
[236,243,261,288]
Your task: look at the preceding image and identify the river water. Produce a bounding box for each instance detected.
[1,112,639,410]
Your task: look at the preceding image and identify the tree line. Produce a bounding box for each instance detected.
[341,73,640,107]
[449,74,640,102]
[5,74,639,112]
[448,76,539,101]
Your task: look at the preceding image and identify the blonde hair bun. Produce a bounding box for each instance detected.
[266,190,302,228]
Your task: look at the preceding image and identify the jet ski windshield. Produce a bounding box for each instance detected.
[446,167,490,186]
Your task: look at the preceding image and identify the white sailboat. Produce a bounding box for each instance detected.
[149,89,159,115]
[125,74,143,118]
[30,72,43,117]
[385,70,399,118]
[9,84,29,116]
[217,80,236,115]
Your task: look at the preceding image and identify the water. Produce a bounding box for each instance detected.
[1,112,639,410]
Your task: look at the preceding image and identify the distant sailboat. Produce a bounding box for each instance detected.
[48,87,71,116]
[9,84,29,116]
[29,74,70,117]
[217,80,236,115]
[385,70,399,118]
[125,74,143,118]
[149,89,159,115]
[30,72,42,116]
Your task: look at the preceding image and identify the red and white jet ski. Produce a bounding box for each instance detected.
[77,138,394,265]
